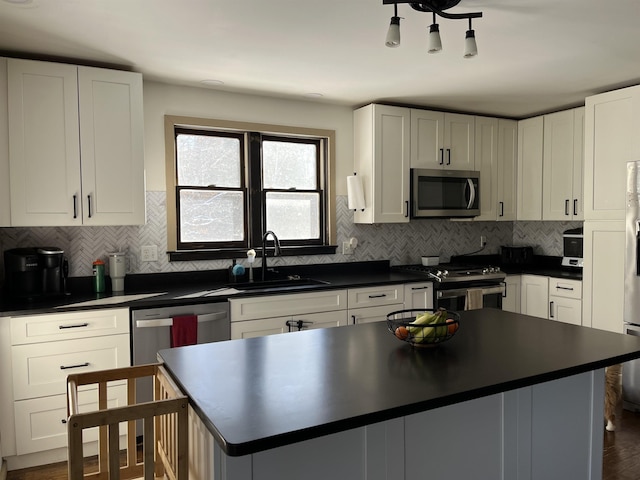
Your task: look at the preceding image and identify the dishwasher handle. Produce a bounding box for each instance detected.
[135,311,227,328]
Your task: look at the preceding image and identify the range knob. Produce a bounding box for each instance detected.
[441,270,449,277]
[482,268,489,274]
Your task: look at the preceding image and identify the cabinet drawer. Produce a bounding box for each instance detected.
[11,308,129,345]
[348,285,404,309]
[14,384,127,455]
[230,289,347,322]
[548,278,582,300]
[12,333,130,400]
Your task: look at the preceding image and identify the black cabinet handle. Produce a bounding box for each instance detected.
[565,199,570,216]
[368,294,387,299]
[411,286,429,291]
[351,315,356,325]
[405,200,409,218]
[549,301,555,319]
[573,199,578,216]
[447,148,451,165]
[87,194,92,218]
[499,201,504,217]
[439,148,444,165]
[59,323,89,329]
[60,362,90,370]
[73,194,77,219]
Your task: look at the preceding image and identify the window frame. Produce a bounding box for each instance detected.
[164,115,337,261]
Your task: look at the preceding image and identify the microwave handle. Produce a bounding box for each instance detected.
[466,179,476,209]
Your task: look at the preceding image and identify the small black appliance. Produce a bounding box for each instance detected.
[3,247,67,299]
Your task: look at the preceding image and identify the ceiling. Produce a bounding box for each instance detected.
[1,0,639,118]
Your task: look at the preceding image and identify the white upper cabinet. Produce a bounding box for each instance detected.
[542,107,584,221]
[7,58,145,226]
[474,117,517,221]
[517,116,544,220]
[0,58,10,227]
[411,110,475,170]
[354,104,410,224]
[497,119,518,221]
[584,85,640,220]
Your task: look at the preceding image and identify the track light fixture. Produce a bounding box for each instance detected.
[383,1,483,57]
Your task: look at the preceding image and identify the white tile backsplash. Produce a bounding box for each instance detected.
[0,193,579,277]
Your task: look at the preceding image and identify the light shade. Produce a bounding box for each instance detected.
[427,23,442,53]
[385,17,401,47]
[347,175,365,211]
[464,29,478,58]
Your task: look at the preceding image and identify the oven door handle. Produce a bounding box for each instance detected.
[135,311,227,328]
[437,285,505,299]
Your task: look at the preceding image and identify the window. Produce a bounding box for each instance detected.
[165,116,336,260]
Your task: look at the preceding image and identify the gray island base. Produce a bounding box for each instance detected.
[158,309,640,480]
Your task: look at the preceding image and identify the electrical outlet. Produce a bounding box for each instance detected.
[480,235,487,247]
[342,241,354,255]
[141,245,158,262]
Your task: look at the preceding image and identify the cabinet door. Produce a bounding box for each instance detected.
[497,120,517,221]
[549,296,582,326]
[349,304,403,325]
[354,104,410,224]
[474,117,498,221]
[517,116,543,220]
[410,109,444,169]
[0,58,10,227]
[404,283,434,310]
[231,316,292,339]
[520,275,549,319]
[583,221,625,332]
[444,113,475,170]
[78,67,145,225]
[572,107,585,220]
[584,86,640,220]
[502,275,521,313]
[7,59,82,226]
[292,310,349,330]
[542,110,575,220]
[13,385,126,455]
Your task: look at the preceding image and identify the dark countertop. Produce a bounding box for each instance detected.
[0,261,429,316]
[450,254,582,280]
[158,308,640,457]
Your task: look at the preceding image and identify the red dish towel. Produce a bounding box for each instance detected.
[170,315,198,347]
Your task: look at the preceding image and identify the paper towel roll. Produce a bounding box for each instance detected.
[347,175,365,211]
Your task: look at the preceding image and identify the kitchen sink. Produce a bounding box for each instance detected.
[228,277,330,291]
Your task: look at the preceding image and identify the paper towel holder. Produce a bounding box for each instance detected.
[347,172,365,211]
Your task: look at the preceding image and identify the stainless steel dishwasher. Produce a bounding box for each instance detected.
[131,301,230,435]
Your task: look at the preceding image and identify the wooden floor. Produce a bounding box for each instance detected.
[6,409,640,480]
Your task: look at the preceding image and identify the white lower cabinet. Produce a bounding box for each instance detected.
[348,304,403,325]
[403,283,434,310]
[2,308,130,460]
[230,290,348,339]
[230,284,409,338]
[14,384,126,455]
[520,275,549,319]
[548,278,582,326]
[501,275,521,313]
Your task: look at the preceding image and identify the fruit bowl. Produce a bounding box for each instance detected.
[386,308,460,347]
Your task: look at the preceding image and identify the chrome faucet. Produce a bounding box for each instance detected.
[261,230,281,281]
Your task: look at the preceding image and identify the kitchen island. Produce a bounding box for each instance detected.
[158,308,640,480]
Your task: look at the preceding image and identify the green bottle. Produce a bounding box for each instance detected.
[92,259,105,293]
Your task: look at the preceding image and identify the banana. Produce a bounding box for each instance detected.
[409,309,447,343]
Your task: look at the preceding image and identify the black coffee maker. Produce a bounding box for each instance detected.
[3,247,67,299]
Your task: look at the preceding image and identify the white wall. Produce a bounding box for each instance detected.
[142,81,354,195]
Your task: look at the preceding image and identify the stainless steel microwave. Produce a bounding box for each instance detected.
[411,168,480,218]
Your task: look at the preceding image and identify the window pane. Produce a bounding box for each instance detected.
[179,190,244,242]
[266,192,319,240]
[263,140,317,189]
[177,134,241,187]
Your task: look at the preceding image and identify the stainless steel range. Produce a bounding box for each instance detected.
[395,263,506,310]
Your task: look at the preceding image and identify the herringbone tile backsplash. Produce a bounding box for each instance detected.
[0,193,580,277]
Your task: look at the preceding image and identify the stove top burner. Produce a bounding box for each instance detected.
[395,263,506,283]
